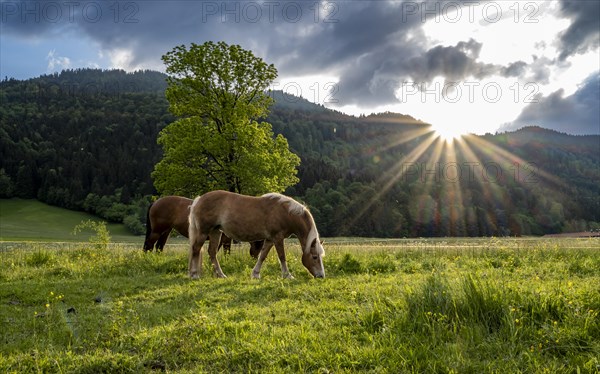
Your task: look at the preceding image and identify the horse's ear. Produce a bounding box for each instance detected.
[320,240,324,245]
[310,238,317,250]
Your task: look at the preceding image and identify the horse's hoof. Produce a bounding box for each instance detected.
[216,273,227,278]
[283,274,295,279]
[251,272,261,279]
[189,272,199,279]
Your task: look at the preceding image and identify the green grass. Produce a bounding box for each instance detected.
[0,199,137,242]
[1,238,598,372]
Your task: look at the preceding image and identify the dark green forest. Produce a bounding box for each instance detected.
[1,69,598,236]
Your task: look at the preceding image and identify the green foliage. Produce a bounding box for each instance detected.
[162,41,276,121]
[1,69,170,207]
[366,253,397,274]
[459,275,507,333]
[0,238,598,372]
[72,220,111,249]
[82,193,150,235]
[0,168,15,197]
[336,253,364,274]
[154,41,299,196]
[153,118,299,196]
[123,214,145,236]
[25,251,54,267]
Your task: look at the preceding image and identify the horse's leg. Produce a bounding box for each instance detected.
[222,235,231,255]
[188,234,207,279]
[156,230,170,252]
[251,240,274,279]
[208,230,227,278]
[217,234,232,255]
[274,240,294,279]
[249,240,263,259]
[143,231,161,252]
[143,203,154,252]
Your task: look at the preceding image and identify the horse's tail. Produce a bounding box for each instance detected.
[188,196,202,245]
[143,202,154,251]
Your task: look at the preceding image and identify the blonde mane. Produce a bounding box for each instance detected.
[262,192,305,215]
[304,209,323,255]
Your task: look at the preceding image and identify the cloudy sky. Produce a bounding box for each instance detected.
[1,0,599,135]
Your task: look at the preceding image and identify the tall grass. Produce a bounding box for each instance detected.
[0,238,598,372]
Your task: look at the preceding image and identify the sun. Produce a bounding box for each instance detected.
[431,123,469,142]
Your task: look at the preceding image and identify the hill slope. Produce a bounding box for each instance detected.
[1,69,598,237]
[0,199,135,241]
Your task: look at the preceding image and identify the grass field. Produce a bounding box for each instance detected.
[1,238,599,373]
[0,199,138,242]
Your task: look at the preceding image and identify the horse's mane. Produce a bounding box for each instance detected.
[262,193,305,216]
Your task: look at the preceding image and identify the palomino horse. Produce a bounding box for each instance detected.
[188,190,325,279]
[144,195,262,257]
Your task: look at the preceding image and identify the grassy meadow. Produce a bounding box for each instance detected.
[0,199,136,242]
[1,237,599,373]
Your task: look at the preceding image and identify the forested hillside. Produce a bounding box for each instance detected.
[0,69,172,233]
[1,69,598,237]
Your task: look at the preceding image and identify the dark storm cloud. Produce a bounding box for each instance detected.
[526,56,553,85]
[328,43,424,107]
[557,0,600,61]
[2,0,590,114]
[401,39,498,82]
[0,0,290,65]
[501,73,600,135]
[501,61,528,78]
[0,0,76,36]
[276,1,428,106]
[264,0,428,77]
[1,2,498,84]
[332,38,520,107]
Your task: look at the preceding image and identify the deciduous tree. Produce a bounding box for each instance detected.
[152,41,299,196]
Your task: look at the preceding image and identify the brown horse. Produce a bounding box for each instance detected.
[144,196,262,257]
[188,190,325,279]
[144,196,192,252]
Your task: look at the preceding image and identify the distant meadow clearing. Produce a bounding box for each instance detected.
[1,238,599,373]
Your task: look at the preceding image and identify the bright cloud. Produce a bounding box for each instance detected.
[106,49,138,71]
[46,49,71,73]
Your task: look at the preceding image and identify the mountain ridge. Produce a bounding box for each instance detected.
[8,68,596,137]
[1,69,598,237]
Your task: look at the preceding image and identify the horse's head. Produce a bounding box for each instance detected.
[302,238,325,278]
